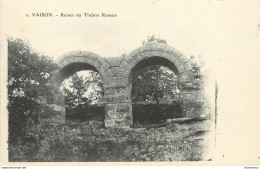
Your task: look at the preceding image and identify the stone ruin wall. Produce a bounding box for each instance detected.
[46,41,208,128]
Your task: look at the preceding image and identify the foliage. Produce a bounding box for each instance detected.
[61,71,104,121]
[87,71,104,104]
[66,105,105,122]
[131,65,180,104]
[9,120,208,162]
[142,35,167,45]
[8,37,59,144]
[62,73,91,110]
[132,103,183,125]
[189,55,205,80]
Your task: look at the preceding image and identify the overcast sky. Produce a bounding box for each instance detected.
[2,1,259,72]
[1,1,225,61]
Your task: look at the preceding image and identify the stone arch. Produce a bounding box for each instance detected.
[51,51,109,87]
[45,42,206,127]
[104,42,201,127]
[102,42,195,128]
[119,42,194,84]
[46,51,109,124]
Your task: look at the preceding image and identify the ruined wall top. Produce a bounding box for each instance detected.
[54,42,194,86]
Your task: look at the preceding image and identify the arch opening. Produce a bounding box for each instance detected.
[59,62,99,83]
[57,62,104,123]
[60,70,105,123]
[130,57,184,127]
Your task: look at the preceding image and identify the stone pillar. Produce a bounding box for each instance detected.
[103,66,133,128]
[179,71,208,118]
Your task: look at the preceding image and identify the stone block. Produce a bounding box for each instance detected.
[124,53,135,63]
[183,62,193,71]
[119,59,128,69]
[129,55,143,67]
[104,94,130,103]
[149,50,166,57]
[178,64,185,74]
[104,87,116,95]
[108,77,122,86]
[102,61,110,71]
[138,45,147,53]
[128,53,142,67]
[121,77,129,85]
[164,45,183,57]
[116,111,127,119]
[106,57,122,67]
[139,51,151,59]
[106,68,115,77]
[102,76,109,86]
[124,114,133,126]
[107,110,117,118]
[89,55,98,63]
[93,59,103,69]
[87,57,97,65]
[178,55,189,65]
[180,71,193,83]
[116,86,129,95]
[181,90,204,102]
[183,107,204,118]
[117,103,130,112]
[158,52,178,63]
[59,59,67,67]
[104,119,116,128]
[156,42,167,50]
[105,104,117,112]
[145,41,158,50]
[118,69,129,78]
[75,56,81,62]
[67,57,74,64]
[114,121,130,128]
[180,79,201,90]
[125,64,133,72]
[174,57,184,68]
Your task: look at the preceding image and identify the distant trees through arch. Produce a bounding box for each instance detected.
[60,70,104,122]
[130,58,183,127]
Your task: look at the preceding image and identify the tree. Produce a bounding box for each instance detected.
[62,73,90,110]
[188,55,205,80]
[60,70,104,121]
[87,71,104,105]
[131,65,179,104]
[8,38,59,144]
[61,71,103,108]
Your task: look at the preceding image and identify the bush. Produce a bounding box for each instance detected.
[66,105,105,122]
[8,38,59,145]
[132,102,183,125]
[9,118,207,162]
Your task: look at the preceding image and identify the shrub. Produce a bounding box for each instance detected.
[66,105,105,122]
[9,118,206,162]
[132,102,183,125]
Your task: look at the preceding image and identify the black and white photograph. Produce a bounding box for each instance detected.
[1,0,260,167]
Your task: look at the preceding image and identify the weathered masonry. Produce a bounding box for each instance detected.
[47,41,206,128]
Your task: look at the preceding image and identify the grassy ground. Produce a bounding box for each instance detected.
[9,118,214,162]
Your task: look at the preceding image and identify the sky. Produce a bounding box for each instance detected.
[1,0,260,163]
[1,1,221,61]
